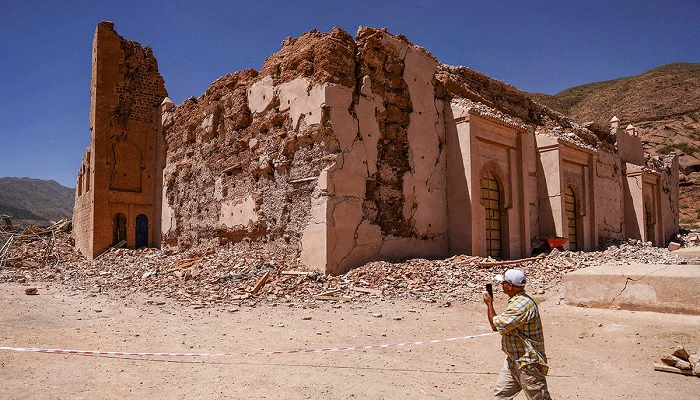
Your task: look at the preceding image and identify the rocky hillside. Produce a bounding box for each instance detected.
[531,63,700,228]
[0,177,74,228]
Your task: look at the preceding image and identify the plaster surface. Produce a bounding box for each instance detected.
[219,195,259,228]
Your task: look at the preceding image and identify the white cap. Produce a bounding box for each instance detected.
[494,269,527,286]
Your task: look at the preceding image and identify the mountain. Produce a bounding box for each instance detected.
[531,63,700,229]
[0,177,74,228]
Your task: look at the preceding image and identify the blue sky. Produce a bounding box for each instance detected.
[1,0,698,188]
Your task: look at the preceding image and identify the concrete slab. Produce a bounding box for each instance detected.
[670,246,700,260]
[564,264,700,315]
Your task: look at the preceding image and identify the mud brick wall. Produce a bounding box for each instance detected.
[355,28,415,237]
[161,27,452,271]
[595,149,626,244]
[161,28,357,260]
[658,155,680,245]
[73,21,167,259]
[114,39,168,126]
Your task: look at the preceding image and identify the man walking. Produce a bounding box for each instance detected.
[483,269,551,399]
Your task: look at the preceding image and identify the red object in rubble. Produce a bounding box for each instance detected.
[546,237,568,250]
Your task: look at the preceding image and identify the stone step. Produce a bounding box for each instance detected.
[670,246,700,260]
[564,264,700,315]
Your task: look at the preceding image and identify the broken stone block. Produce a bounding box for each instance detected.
[661,355,677,366]
[668,242,681,251]
[676,360,693,370]
[662,354,692,370]
[672,345,690,361]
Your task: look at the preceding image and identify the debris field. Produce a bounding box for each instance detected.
[0,219,691,309]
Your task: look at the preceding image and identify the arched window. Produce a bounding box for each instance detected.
[135,214,148,248]
[482,172,502,258]
[565,186,577,251]
[113,213,126,245]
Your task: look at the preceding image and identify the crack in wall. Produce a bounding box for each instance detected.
[631,175,642,190]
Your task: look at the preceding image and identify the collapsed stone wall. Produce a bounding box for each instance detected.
[355,28,416,237]
[435,65,612,149]
[159,25,679,272]
[162,27,452,271]
[113,37,168,128]
[162,72,337,254]
[161,29,357,261]
[313,28,449,274]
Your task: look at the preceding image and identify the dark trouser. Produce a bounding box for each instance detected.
[494,359,551,400]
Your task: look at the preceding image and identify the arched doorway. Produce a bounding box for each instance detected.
[135,214,148,248]
[113,213,126,245]
[564,186,577,251]
[482,172,502,258]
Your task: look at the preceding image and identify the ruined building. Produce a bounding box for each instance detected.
[74,22,679,274]
[73,22,167,257]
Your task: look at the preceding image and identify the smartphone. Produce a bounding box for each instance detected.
[486,283,493,298]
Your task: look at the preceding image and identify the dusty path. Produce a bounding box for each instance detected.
[0,282,698,399]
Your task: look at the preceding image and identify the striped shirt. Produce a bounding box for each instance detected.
[492,292,548,373]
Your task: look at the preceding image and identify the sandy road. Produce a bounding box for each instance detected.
[0,282,698,399]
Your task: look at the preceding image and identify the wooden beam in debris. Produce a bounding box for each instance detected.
[167,257,202,272]
[289,176,318,184]
[313,295,352,302]
[314,289,340,297]
[222,164,241,174]
[479,253,545,267]
[251,271,270,295]
[94,240,126,260]
[653,363,694,376]
[353,287,381,295]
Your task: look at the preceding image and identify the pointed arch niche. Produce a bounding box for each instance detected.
[479,161,510,259]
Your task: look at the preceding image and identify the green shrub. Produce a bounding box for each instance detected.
[658,143,698,155]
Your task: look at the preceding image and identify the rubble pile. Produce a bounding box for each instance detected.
[655,345,700,377]
[1,229,688,308]
[672,231,700,247]
[0,219,75,271]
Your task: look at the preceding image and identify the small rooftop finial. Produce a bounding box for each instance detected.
[610,116,620,130]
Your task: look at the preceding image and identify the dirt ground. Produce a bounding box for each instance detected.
[0,282,698,399]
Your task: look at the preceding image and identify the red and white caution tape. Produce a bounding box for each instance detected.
[0,331,498,358]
